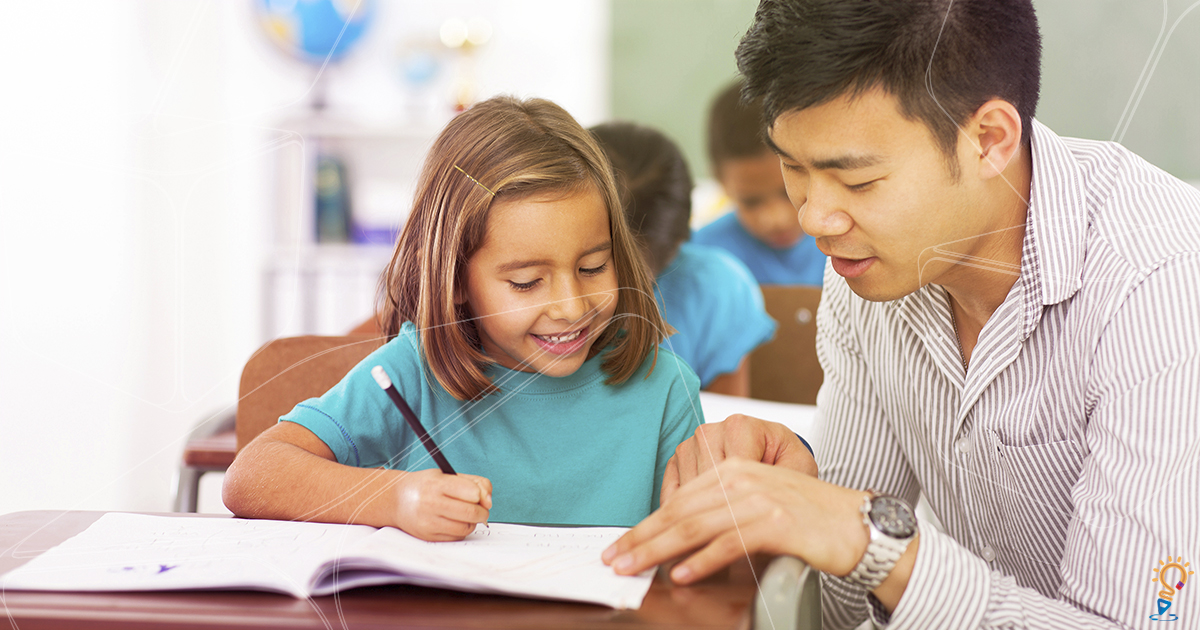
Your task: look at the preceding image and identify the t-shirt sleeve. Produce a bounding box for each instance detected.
[693,249,777,384]
[650,351,705,510]
[279,331,422,469]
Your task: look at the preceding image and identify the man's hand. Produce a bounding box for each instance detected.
[606,458,866,584]
[661,415,817,504]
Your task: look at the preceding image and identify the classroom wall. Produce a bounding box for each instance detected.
[0,0,608,516]
[611,0,759,181]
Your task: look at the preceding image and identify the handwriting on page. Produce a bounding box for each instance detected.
[352,522,632,586]
[463,524,620,550]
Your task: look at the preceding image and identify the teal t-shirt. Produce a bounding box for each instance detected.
[281,322,704,527]
[655,243,777,387]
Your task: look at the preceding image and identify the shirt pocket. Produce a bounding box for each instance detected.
[985,429,1084,556]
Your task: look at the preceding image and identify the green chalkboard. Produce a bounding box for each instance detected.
[611,0,760,181]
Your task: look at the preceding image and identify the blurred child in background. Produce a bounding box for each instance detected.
[591,121,775,397]
[692,79,826,285]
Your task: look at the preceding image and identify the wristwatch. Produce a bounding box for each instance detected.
[844,491,918,590]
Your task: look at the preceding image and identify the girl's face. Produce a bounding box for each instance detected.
[461,185,619,377]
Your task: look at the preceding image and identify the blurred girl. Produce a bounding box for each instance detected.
[591,121,775,396]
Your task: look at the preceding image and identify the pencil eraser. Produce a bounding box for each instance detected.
[370,365,392,390]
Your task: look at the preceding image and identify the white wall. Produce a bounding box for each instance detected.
[0,0,609,515]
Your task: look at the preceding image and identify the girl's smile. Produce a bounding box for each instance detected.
[531,326,589,355]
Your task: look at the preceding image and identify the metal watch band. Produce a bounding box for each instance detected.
[844,493,915,590]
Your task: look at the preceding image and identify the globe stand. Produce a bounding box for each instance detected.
[308,70,329,113]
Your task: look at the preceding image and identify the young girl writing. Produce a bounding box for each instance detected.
[223,96,704,542]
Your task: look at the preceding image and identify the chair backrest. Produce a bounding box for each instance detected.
[748,285,823,405]
[236,334,384,451]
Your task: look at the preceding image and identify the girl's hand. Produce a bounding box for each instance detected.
[392,469,493,541]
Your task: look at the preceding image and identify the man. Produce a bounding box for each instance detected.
[603,1,1200,628]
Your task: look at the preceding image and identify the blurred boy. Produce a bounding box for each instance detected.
[692,79,826,285]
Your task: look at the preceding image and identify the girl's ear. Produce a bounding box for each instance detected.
[453,282,468,306]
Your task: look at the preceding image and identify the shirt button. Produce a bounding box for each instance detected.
[980,545,996,562]
[956,437,971,453]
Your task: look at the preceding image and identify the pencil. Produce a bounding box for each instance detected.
[371,365,456,475]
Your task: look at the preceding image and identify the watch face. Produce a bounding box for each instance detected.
[870,496,917,539]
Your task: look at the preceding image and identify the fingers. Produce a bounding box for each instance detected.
[668,517,790,584]
[444,473,493,510]
[773,439,819,476]
[472,475,494,509]
[438,474,492,525]
[670,425,725,491]
[394,469,492,541]
[419,515,483,542]
[669,416,789,497]
[607,492,741,579]
[718,415,769,463]
[660,458,680,505]
[690,425,725,477]
[604,462,737,567]
[666,529,751,584]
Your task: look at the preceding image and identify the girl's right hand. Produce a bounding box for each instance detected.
[392,469,492,542]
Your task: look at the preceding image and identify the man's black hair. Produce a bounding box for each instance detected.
[736,0,1042,168]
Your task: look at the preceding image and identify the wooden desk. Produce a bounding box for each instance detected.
[1,511,761,630]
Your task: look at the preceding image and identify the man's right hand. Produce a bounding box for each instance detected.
[660,414,817,504]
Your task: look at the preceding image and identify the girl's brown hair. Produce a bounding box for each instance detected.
[376,95,668,400]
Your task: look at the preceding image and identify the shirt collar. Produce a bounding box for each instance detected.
[1026,119,1088,308]
[890,121,1088,338]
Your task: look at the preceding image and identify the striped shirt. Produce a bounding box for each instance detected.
[815,120,1200,629]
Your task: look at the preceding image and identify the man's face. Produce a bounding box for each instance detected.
[769,88,991,302]
[717,150,807,250]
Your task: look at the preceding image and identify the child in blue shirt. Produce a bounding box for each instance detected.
[591,121,775,397]
[224,96,703,540]
[692,79,827,286]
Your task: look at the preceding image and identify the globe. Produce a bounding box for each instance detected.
[255,0,376,66]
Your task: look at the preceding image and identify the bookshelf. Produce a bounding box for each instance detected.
[263,116,441,338]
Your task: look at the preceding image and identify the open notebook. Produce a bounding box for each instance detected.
[0,513,654,609]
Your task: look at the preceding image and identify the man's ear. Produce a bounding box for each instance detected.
[965,99,1023,180]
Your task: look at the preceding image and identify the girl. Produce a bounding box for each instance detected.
[223,96,703,542]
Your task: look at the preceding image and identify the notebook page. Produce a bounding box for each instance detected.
[319,522,654,608]
[0,513,376,597]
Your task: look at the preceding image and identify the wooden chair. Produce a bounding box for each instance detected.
[748,285,823,405]
[172,334,383,512]
[236,334,384,451]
